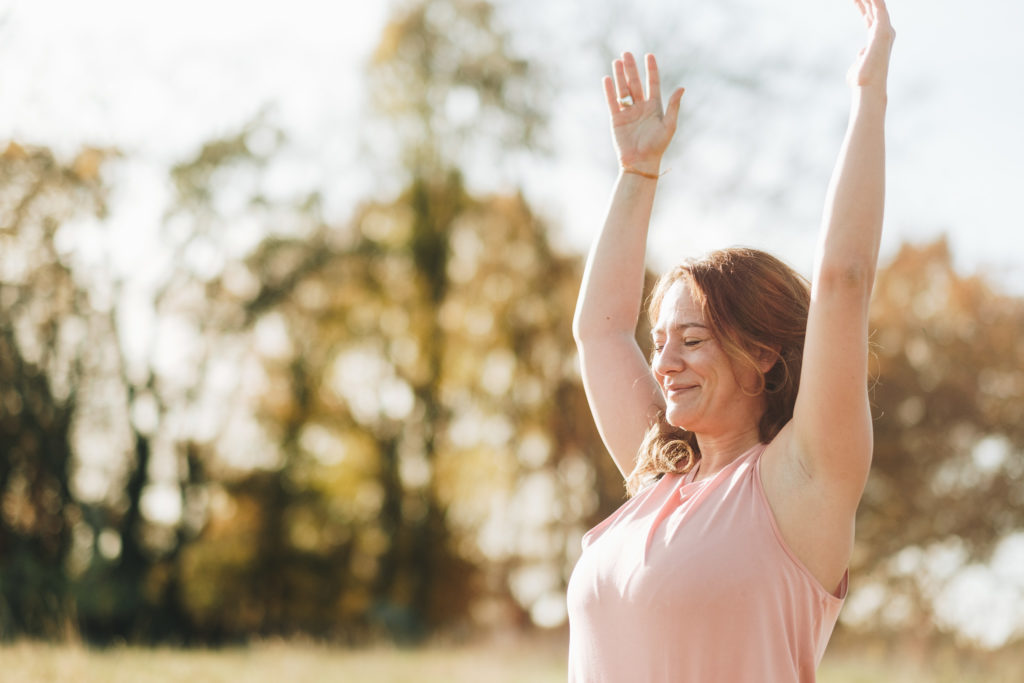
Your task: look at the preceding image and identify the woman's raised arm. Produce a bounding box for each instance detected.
[572,52,685,476]
[788,0,896,499]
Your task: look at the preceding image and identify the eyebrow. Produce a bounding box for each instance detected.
[652,322,708,337]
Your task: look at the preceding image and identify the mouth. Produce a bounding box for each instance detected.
[666,385,698,397]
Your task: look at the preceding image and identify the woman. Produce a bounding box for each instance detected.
[567,1,895,681]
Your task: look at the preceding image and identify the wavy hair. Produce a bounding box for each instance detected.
[625,247,811,496]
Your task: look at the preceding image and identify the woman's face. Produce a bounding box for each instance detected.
[651,280,763,434]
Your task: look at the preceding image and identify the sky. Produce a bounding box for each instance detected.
[0,0,1022,293]
[518,0,1024,293]
[2,0,1023,645]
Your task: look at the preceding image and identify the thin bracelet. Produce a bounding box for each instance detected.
[622,164,667,180]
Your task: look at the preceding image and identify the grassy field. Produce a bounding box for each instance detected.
[1,637,1021,682]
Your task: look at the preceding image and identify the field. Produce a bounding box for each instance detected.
[1,636,1021,682]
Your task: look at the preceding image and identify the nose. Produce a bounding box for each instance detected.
[652,341,683,378]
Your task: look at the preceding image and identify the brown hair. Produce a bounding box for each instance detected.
[625,247,811,496]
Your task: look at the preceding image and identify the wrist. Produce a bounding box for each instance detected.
[614,159,663,179]
[621,164,663,180]
[617,154,662,177]
[851,85,888,113]
[851,81,888,104]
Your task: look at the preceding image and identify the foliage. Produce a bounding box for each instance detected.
[0,142,109,638]
[852,238,1024,643]
[368,0,546,178]
[1,0,1023,651]
[173,162,613,640]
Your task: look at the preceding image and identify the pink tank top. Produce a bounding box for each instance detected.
[567,443,847,682]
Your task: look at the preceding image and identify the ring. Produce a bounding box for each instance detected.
[618,95,634,107]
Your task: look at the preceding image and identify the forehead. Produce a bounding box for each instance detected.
[654,280,705,329]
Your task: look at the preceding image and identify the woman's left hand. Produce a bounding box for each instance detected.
[847,0,896,89]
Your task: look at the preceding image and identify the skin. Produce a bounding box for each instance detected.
[572,0,895,594]
[651,280,771,459]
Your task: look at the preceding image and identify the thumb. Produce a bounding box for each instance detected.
[664,87,685,127]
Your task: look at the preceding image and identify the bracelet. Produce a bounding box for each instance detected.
[621,164,666,180]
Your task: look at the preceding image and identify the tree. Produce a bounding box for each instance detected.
[172,0,624,640]
[850,238,1024,646]
[0,142,108,638]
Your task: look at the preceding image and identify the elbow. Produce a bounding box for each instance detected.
[571,306,585,344]
[572,300,608,344]
[571,321,585,347]
[573,297,639,345]
[814,261,876,297]
[572,313,600,347]
[572,312,628,349]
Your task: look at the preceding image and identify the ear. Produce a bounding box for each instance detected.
[755,345,780,374]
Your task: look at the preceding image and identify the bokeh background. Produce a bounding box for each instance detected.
[1,0,1023,672]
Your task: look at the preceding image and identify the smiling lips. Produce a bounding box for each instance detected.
[666,384,698,395]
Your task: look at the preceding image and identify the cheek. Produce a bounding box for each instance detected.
[726,359,761,393]
[688,349,715,375]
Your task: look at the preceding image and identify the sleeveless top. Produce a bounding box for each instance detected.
[566,443,847,682]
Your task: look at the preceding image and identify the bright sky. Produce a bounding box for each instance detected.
[1,0,1022,290]
[521,0,1024,293]
[1,0,1022,287]
[2,0,1023,643]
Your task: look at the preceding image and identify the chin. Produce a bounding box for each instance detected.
[664,408,697,431]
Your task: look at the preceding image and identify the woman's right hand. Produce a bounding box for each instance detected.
[846,0,895,90]
[603,52,685,174]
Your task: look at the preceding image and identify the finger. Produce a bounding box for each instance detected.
[603,76,621,113]
[645,54,661,105]
[872,0,892,28]
[613,58,629,100]
[622,52,644,101]
[853,0,868,21]
[664,87,685,129]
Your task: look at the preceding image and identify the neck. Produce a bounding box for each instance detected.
[693,427,763,479]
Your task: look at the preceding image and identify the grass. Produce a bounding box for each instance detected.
[0,637,566,683]
[2,636,1022,682]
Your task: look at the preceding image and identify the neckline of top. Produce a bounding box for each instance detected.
[684,441,767,486]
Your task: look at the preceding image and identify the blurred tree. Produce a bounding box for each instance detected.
[368,0,545,181]
[0,128,287,643]
[0,142,108,638]
[172,0,624,642]
[851,238,1024,646]
[178,158,617,641]
[68,126,282,643]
